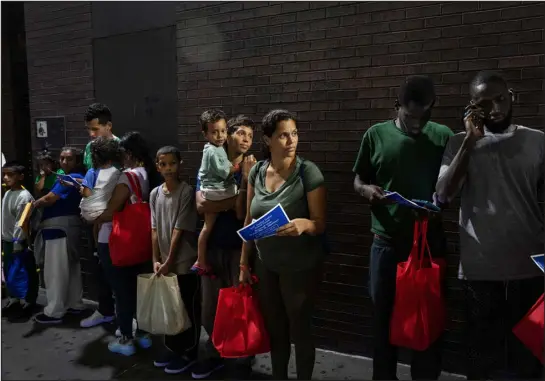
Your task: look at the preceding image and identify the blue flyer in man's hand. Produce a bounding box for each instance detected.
[384,191,425,210]
[384,191,441,213]
[237,204,290,242]
[531,254,544,272]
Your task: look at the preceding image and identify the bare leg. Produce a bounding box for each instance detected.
[194,212,218,275]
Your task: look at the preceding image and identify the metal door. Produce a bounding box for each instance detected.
[93,26,178,157]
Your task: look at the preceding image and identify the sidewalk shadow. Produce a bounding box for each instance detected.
[72,331,145,378]
[21,308,106,339]
[114,359,273,380]
[111,343,273,381]
[4,303,42,325]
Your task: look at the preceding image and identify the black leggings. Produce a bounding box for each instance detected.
[164,273,201,360]
[255,259,322,380]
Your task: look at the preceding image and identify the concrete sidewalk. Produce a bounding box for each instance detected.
[1,293,465,380]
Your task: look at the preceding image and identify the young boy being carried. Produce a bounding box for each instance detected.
[79,137,122,245]
[193,109,239,276]
[150,146,201,374]
[1,161,37,320]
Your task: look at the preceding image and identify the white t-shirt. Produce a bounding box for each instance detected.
[98,167,150,244]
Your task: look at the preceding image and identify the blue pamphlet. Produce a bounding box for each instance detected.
[56,174,82,189]
[531,254,544,272]
[384,191,425,210]
[412,199,441,213]
[384,191,441,213]
[237,204,290,242]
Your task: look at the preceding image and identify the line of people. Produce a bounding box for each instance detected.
[1,70,543,380]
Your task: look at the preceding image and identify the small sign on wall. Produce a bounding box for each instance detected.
[36,120,48,138]
[32,117,65,151]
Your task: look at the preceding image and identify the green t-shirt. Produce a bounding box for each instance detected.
[35,169,65,191]
[352,120,453,240]
[249,157,326,273]
[84,135,120,170]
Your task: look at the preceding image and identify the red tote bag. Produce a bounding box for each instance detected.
[212,281,270,358]
[390,219,446,351]
[513,293,544,364]
[109,171,152,267]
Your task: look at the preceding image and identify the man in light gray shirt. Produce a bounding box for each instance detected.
[436,71,544,379]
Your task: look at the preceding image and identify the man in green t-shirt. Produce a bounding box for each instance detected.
[79,103,119,330]
[82,103,119,170]
[352,76,453,380]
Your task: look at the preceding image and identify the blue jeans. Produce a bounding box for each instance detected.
[369,233,445,380]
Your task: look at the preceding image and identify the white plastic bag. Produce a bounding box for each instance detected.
[136,273,191,335]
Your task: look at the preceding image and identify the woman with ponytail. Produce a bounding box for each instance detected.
[94,131,154,356]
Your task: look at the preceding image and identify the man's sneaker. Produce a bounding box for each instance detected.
[108,336,136,356]
[154,349,176,368]
[135,333,152,349]
[67,308,85,315]
[34,313,62,324]
[80,310,115,328]
[2,300,21,317]
[165,356,197,374]
[115,318,137,337]
[191,358,225,379]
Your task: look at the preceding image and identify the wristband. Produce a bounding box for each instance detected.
[240,264,250,271]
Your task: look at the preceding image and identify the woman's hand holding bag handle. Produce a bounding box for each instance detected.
[212,275,270,358]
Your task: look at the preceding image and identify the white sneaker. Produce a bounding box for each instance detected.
[80,310,115,328]
[115,318,137,337]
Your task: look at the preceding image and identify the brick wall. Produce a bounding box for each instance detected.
[23,1,544,373]
[3,2,34,191]
[24,2,97,298]
[174,1,544,371]
[1,30,16,162]
[25,2,94,148]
